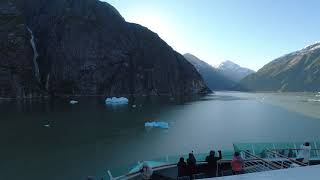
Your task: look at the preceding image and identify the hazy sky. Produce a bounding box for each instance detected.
[105,0,320,71]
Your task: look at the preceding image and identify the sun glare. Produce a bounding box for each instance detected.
[126,11,180,49]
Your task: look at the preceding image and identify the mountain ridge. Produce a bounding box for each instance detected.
[239,42,320,92]
[183,53,236,90]
[0,0,209,98]
[217,60,255,82]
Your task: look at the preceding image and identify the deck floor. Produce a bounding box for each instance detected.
[207,165,320,180]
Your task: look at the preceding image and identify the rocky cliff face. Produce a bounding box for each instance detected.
[0,0,41,98]
[0,0,209,98]
[240,42,320,92]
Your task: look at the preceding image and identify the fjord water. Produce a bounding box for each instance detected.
[1,92,320,180]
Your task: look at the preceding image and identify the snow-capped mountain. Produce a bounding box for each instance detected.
[296,41,320,54]
[183,53,235,90]
[240,42,320,92]
[217,60,255,82]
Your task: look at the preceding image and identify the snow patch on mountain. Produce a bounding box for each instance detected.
[217,60,255,82]
[283,42,320,58]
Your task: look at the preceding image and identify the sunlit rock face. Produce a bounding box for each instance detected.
[0,0,209,98]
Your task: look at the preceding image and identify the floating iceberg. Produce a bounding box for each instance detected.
[144,121,169,129]
[308,99,320,102]
[70,100,78,104]
[105,97,129,105]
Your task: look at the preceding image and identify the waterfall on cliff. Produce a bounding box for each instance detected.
[27,27,41,83]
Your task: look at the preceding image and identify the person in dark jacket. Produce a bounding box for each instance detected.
[205,150,222,177]
[187,152,197,177]
[177,157,187,177]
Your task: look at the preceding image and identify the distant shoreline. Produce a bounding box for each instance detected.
[0,93,210,101]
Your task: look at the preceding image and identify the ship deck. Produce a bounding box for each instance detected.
[212,164,320,180]
[107,142,320,180]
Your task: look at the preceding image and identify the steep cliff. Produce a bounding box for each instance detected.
[0,0,41,98]
[0,0,209,98]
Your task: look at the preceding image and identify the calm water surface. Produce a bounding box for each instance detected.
[1,92,320,180]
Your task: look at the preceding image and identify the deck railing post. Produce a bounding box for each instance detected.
[313,141,319,158]
[251,145,255,156]
[293,143,298,158]
[216,161,219,177]
[107,170,113,180]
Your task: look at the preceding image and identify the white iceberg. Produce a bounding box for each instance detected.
[308,99,320,102]
[69,100,78,104]
[144,121,169,129]
[105,97,129,105]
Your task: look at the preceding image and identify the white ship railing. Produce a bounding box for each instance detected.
[242,150,283,174]
[107,148,320,180]
[108,162,210,180]
[265,149,308,167]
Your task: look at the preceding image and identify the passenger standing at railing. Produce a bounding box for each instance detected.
[177,157,187,177]
[205,150,222,177]
[187,152,197,178]
[139,162,153,180]
[297,142,311,164]
[231,152,244,175]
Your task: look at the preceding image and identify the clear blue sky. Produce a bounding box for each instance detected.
[105,0,320,71]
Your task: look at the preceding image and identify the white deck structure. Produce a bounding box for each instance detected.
[208,165,320,180]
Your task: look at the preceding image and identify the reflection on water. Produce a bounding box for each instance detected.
[0,92,320,180]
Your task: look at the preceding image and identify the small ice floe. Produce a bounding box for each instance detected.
[69,100,78,104]
[105,97,129,105]
[144,121,169,129]
[44,124,51,128]
[132,104,137,108]
[308,99,320,102]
